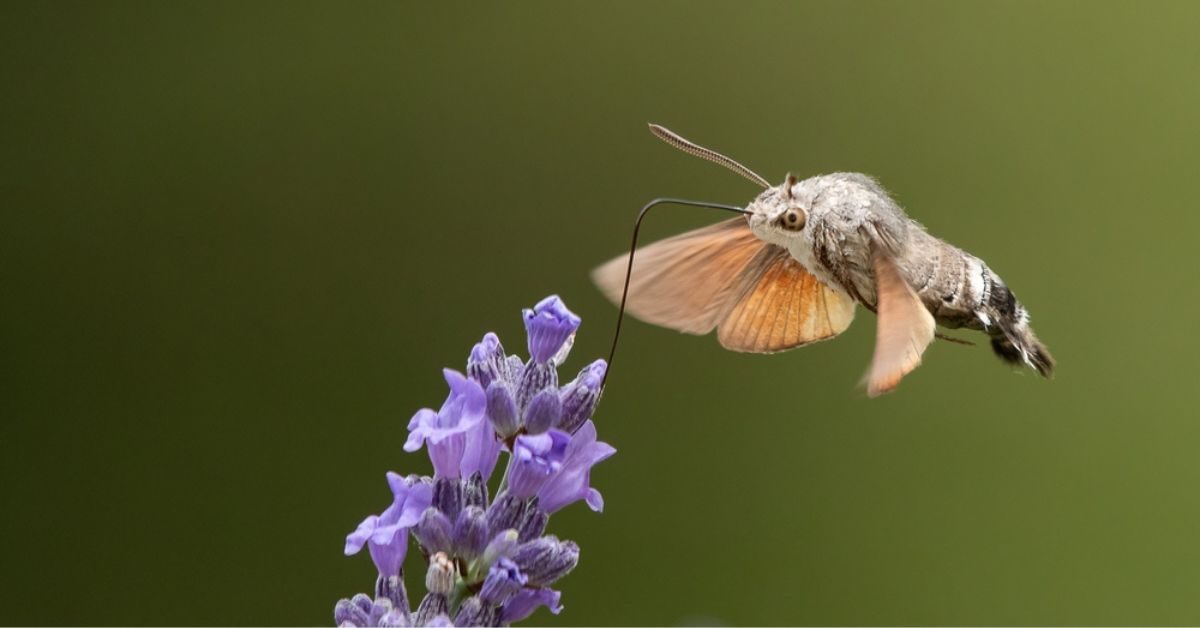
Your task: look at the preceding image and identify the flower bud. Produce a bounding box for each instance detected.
[412,507,453,556]
[462,471,489,511]
[558,359,606,433]
[334,598,369,627]
[512,536,580,586]
[518,505,548,543]
[425,552,457,596]
[412,593,448,628]
[378,607,411,628]
[368,597,392,626]
[486,491,529,535]
[523,389,562,435]
[467,332,509,388]
[431,476,462,522]
[454,596,497,627]
[452,506,490,562]
[375,574,409,615]
[515,361,557,413]
[485,382,520,438]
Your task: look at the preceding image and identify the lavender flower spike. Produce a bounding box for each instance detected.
[537,420,616,514]
[405,369,486,479]
[523,295,580,364]
[339,295,614,625]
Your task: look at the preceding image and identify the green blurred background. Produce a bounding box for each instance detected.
[2,1,1199,625]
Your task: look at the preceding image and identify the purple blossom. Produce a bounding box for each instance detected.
[506,430,571,500]
[522,295,580,364]
[344,474,432,578]
[537,421,616,514]
[404,370,489,479]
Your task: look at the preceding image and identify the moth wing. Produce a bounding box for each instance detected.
[717,247,856,353]
[591,217,766,335]
[865,253,936,396]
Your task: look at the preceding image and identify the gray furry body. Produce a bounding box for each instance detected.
[747,173,1053,375]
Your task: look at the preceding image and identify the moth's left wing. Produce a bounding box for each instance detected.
[591,217,767,335]
[717,246,856,353]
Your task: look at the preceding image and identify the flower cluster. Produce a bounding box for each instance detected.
[335,296,614,627]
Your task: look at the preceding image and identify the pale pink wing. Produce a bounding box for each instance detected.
[591,217,766,335]
[866,253,935,396]
[717,247,856,353]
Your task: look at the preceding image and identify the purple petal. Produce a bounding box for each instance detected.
[442,369,485,415]
[428,432,466,479]
[584,487,605,512]
[365,520,409,578]
[501,588,562,624]
[460,412,502,481]
[403,409,436,452]
[385,473,433,528]
[345,514,379,555]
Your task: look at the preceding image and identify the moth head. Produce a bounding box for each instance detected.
[747,173,809,243]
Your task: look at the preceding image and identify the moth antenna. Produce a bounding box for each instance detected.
[604,198,751,389]
[648,124,771,189]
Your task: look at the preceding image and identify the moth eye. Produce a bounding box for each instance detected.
[781,209,806,231]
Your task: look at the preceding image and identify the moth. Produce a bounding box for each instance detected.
[592,124,1054,396]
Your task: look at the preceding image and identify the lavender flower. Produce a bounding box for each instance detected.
[522,295,580,365]
[537,421,616,514]
[336,296,613,627]
[405,370,490,480]
[506,430,570,500]
[344,473,433,578]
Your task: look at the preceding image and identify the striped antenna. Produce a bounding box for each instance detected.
[648,124,770,189]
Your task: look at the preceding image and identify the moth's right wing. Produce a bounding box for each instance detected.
[591,217,764,335]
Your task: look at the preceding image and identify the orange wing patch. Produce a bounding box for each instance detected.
[717,247,856,353]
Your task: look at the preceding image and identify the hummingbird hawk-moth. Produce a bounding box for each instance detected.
[592,124,1054,396]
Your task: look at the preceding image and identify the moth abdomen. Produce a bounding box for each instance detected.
[975,269,1055,377]
[900,236,1054,378]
